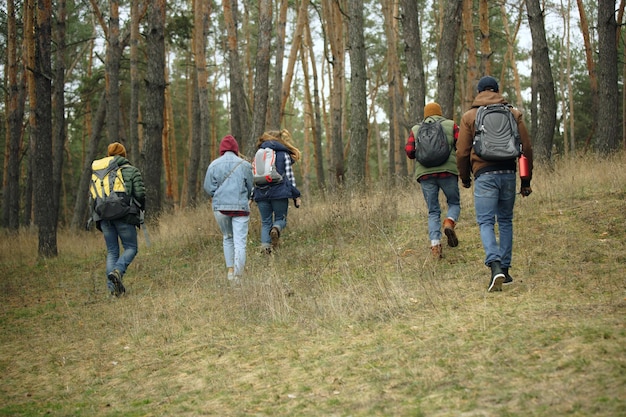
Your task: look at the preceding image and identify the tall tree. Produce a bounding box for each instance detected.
[346,0,368,187]
[595,0,620,153]
[52,0,67,225]
[323,0,345,186]
[576,0,599,148]
[184,0,210,206]
[3,0,26,230]
[303,4,326,190]
[401,0,425,126]
[128,0,142,163]
[107,0,121,145]
[461,0,479,109]
[382,0,404,179]
[31,0,57,256]
[142,0,166,216]
[223,0,250,149]
[269,0,289,130]
[437,0,463,118]
[247,0,273,155]
[526,0,557,162]
[195,0,212,184]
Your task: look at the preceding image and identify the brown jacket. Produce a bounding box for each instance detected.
[456,91,533,183]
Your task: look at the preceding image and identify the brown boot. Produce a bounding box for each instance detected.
[270,226,280,249]
[443,218,459,247]
[431,244,443,259]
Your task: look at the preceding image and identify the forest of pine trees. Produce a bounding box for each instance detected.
[1,0,625,256]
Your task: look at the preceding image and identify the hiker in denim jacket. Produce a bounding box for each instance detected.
[204,135,254,282]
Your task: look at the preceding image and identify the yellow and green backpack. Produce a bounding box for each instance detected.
[89,156,131,221]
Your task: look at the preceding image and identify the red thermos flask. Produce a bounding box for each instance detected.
[519,154,530,180]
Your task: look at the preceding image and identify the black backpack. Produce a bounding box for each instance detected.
[472,104,522,161]
[414,119,451,167]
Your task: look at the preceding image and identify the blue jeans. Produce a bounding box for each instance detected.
[100,220,138,291]
[256,199,288,248]
[214,211,249,276]
[474,172,516,267]
[420,176,461,242]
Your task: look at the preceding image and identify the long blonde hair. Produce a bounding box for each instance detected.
[256,129,301,162]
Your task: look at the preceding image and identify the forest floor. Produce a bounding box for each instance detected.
[1,153,625,416]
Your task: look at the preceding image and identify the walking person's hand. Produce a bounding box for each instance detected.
[294,197,301,208]
[520,186,532,197]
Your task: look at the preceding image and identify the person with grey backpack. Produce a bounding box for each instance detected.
[457,76,534,292]
[405,102,461,259]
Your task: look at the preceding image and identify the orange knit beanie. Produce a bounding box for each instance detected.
[424,102,443,119]
[107,142,127,158]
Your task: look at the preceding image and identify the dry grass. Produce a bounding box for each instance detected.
[1,153,625,416]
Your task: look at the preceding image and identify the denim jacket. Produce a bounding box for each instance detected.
[204,152,254,212]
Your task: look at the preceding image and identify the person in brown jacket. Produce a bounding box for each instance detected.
[456,76,534,292]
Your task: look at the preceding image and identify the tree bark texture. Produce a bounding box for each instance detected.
[525,0,557,162]
[401,0,425,127]
[53,0,66,225]
[437,0,462,119]
[248,0,273,155]
[270,0,289,130]
[595,0,620,153]
[32,0,57,256]
[223,0,250,150]
[142,0,166,216]
[3,0,26,230]
[346,0,368,187]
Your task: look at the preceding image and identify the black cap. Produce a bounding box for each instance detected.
[477,76,499,93]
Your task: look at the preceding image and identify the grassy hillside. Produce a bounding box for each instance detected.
[1,153,625,416]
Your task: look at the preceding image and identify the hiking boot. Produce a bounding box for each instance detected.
[108,269,125,297]
[270,227,280,249]
[488,261,505,292]
[502,267,513,285]
[431,244,443,259]
[443,219,459,247]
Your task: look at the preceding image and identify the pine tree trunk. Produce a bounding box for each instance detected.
[401,0,425,126]
[3,0,26,230]
[223,0,250,151]
[595,0,620,153]
[347,0,368,187]
[576,0,599,149]
[437,0,462,118]
[32,0,57,257]
[52,0,66,226]
[248,0,273,154]
[323,0,345,186]
[303,14,326,190]
[526,0,557,162]
[462,0,478,109]
[107,0,121,144]
[269,0,289,130]
[142,0,166,217]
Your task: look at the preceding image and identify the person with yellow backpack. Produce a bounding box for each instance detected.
[89,142,146,297]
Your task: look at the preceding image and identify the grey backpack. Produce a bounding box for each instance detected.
[473,104,522,161]
[414,120,451,167]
